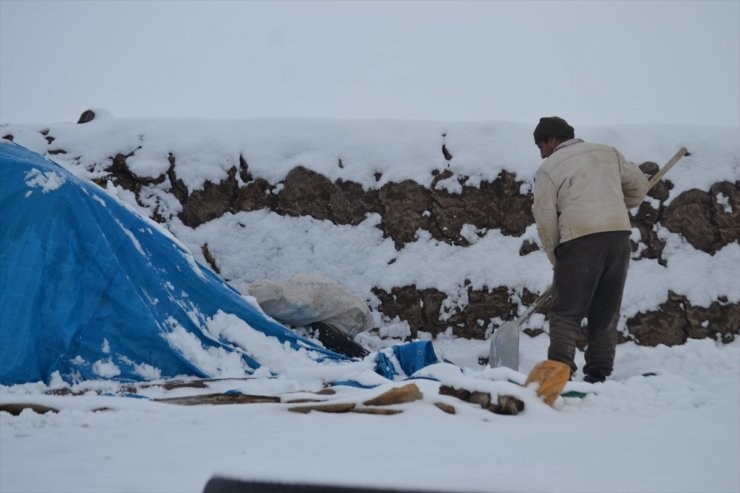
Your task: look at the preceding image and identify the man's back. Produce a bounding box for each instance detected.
[534,139,647,251]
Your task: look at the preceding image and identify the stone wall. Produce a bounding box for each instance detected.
[3,115,738,348]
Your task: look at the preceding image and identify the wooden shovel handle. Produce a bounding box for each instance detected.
[645,146,689,192]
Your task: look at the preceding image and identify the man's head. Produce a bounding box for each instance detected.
[534,116,574,158]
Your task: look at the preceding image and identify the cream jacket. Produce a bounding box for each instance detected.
[532,139,648,265]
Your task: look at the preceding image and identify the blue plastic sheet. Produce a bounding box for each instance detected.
[373,341,440,380]
[393,340,440,377]
[0,142,346,385]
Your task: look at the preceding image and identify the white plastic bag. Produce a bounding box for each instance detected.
[246,274,373,338]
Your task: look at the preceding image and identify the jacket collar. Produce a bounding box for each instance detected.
[553,138,583,154]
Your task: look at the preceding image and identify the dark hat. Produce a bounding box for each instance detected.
[533,116,574,143]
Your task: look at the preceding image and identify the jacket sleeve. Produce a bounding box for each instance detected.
[532,169,559,265]
[617,150,649,208]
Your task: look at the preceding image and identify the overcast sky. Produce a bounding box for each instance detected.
[1,0,738,127]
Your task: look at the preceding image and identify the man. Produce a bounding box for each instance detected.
[532,116,648,383]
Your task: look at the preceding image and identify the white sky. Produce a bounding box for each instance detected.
[1,0,738,127]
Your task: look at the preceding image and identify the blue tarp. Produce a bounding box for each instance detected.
[0,142,349,385]
[374,341,440,380]
[0,142,440,386]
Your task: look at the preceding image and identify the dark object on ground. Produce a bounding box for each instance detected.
[203,477,484,493]
[309,322,369,358]
[438,385,525,415]
[155,393,280,406]
[0,403,59,415]
[77,109,96,124]
[583,374,606,384]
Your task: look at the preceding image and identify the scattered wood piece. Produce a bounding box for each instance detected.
[439,385,490,406]
[352,407,403,415]
[154,393,280,406]
[44,377,263,397]
[280,386,339,403]
[160,379,210,390]
[363,383,422,406]
[438,385,524,416]
[288,402,356,414]
[45,388,84,396]
[151,377,254,391]
[0,403,59,415]
[488,395,525,415]
[281,398,324,404]
[434,402,456,415]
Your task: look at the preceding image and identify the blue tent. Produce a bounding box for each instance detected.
[0,142,350,385]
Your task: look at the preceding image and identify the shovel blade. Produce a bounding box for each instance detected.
[489,319,519,370]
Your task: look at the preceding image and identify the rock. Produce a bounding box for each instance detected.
[628,291,690,346]
[377,180,431,248]
[626,291,740,346]
[519,240,539,256]
[180,167,238,227]
[278,166,333,221]
[711,181,740,247]
[663,189,720,252]
[105,150,164,199]
[640,162,673,202]
[329,179,379,225]
[234,178,275,212]
[442,144,453,161]
[77,109,96,124]
[373,284,517,339]
[372,285,454,339]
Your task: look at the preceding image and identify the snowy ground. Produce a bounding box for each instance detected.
[2,334,738,493]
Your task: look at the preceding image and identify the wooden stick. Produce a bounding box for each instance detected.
[645,146,689,192]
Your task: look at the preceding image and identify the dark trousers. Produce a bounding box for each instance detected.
[547,231,631,379]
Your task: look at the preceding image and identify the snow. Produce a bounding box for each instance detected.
[23,167,65,195]
[1,338,738,493]
[4,117,738,195]
[1,115,739,493]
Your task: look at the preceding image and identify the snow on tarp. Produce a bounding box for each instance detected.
[0,142,353,385]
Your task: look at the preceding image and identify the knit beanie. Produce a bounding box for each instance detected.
[533,116,575,143]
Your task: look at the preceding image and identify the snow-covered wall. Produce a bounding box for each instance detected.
[2,111,738,348]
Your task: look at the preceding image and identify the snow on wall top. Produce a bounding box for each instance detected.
[2,114,738,197]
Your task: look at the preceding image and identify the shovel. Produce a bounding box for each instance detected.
[489,146,689,370]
